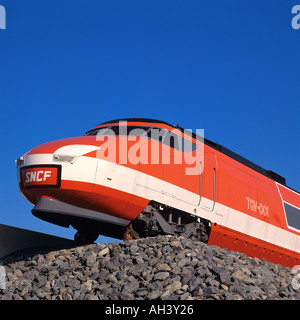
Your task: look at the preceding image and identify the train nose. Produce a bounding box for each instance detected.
[22,137,101,156]
[16,137,101,166]
[16,138,101,205]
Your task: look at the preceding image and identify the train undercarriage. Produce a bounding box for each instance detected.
[32,197,211,245]
[123,201,211,243]
[74,200,211,245]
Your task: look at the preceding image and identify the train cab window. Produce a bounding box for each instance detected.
[84,125,162,138]
[84,125,148,136]
[97,127,117,136]
[83,128,99,136]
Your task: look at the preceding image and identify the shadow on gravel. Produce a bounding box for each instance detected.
[0,243,79,266]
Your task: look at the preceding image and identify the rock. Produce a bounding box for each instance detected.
[128,264,143,277]
[129,245,139,255]
[188,277,202,292]
[153,272,170,281]
[99,247,109,256]
[166,281,182,294]
[85,253,97,267]
[82,280,93,292]
[160,290,171,300]
[119,292,135,300]
[203,286,218,298]
[133,256,144,264]
[121,280,139,293]
[180,292,191,300]
[157,263,172,272]
[33,275,47,288]
[178,258,191,268]
[231,270,254,285]
[0,235,298,300]
[147,290,161,300]
[212,267,231,283]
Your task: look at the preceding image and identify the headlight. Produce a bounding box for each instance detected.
[15,156,25,167]
[53,154,77,163]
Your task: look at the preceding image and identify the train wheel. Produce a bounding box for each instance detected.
[74,229,99,244]
[185,220,210,243]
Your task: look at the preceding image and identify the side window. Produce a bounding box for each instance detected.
[284,202,300,231]
[182,137,198,152]
[162,131,198,152]
[163,131,181,150]
[128,127,148,138]
[149,128,168,142]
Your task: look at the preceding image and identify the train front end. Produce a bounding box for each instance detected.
[15,135,133,243]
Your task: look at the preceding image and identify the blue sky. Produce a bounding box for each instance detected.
[0,0,299,242]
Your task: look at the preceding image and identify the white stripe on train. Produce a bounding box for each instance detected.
[20,154,300,253]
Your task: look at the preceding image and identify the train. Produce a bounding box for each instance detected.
[16,118,300,267]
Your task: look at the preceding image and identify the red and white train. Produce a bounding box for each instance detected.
[16,118,299,267]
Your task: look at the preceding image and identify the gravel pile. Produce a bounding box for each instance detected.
[0,235,299,300]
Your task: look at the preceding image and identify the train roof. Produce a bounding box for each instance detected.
[97,118,295,190]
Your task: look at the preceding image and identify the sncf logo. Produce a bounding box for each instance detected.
[20,166,61,189]
[25,170,52,183]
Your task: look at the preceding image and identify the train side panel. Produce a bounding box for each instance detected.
[204,146,300,267]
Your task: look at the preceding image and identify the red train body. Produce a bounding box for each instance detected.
[16,118,300,267]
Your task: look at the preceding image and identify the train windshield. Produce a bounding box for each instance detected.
[83,125,198,152]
